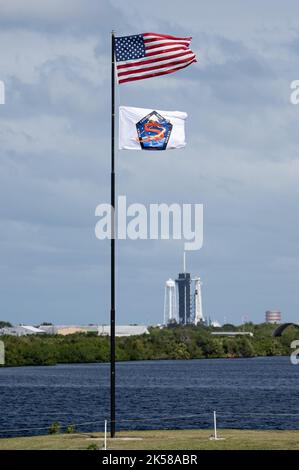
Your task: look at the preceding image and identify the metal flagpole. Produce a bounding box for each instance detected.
[110,30,116,438]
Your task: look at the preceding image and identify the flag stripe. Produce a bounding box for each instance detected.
[144,37,190,45]
[117,50,194,69]
[116,48,192,66]
[117,55,196,77]
[118,58,197,80]
[119,58,196,80]
[118,59,196,84]
[145,47,191,58]
[142,32,192,40]
[146,42,190,50]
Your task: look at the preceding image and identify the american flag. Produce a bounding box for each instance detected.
[115,32,197,84]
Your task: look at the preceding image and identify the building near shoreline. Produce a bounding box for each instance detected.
[0,325,46,336]
[211,331,253,337]
[40,325,89,335]
[0,324,149,337]
[96,325,149,337]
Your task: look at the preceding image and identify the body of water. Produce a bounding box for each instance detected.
[0,356,298,437]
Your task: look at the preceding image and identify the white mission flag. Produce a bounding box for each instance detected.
[119,106,187,151]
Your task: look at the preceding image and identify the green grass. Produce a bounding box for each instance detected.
[0,429,298,450]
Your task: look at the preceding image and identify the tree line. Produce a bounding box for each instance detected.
[0,323,298,367]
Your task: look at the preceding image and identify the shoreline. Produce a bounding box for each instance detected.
[0,354,290,369]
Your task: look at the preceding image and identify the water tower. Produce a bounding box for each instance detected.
[265,310,281,324]
[164,279,177,325]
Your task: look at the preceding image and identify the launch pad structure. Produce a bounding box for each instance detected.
[164,253,204,326]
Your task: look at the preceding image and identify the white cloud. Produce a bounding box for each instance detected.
[0,0,99,23]
[0,30,106,85]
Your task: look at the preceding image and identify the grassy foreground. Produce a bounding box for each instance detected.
[0,429,298,450]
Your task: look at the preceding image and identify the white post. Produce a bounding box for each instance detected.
[104,419,107,450]
[213,410,217,440]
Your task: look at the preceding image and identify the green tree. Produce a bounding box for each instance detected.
[0,321,12,328]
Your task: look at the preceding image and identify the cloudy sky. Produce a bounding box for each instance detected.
[1,0,299,326]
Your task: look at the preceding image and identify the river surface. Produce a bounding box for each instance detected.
[0,357,298,437]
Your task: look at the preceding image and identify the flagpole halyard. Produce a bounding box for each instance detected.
[110,30,116,439]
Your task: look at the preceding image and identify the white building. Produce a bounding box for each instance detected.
[0,324,150,337]
[39,324,149,337]
[0,326,46,336]
[193,277,204,325]
[164,278,177,324]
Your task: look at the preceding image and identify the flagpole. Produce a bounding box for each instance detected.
[110,30,116,438]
